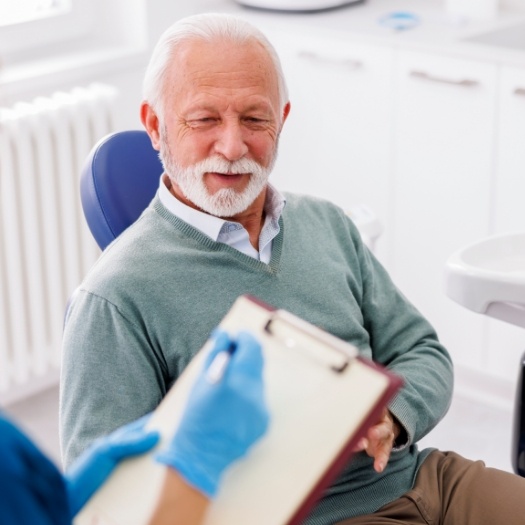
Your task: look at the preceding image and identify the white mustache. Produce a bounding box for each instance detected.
[191,156,265,177]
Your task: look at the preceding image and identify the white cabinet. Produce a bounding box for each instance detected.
[261,22,523,382]
[265,29,394,264]
[486,65,525,379]
[390,51,498,371]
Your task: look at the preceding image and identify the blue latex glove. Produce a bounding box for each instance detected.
[65,415,160,516]
[156,330,269,498]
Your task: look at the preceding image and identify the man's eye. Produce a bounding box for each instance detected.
[243,117,268,128]
[187,118,217,128]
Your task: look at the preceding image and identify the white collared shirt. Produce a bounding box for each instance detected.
[158,175,286,264]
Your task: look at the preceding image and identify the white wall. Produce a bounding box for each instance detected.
[502,0,525,9]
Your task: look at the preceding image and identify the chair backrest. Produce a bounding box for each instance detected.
[80,130,163,250]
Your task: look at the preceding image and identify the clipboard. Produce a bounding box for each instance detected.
[75,295,403,525]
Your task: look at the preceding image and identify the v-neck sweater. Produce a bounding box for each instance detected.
[61,192,453,523]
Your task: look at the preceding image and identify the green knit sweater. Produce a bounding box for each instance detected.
[61,192,453,523]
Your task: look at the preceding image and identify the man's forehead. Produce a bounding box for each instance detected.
[167,37,280,105]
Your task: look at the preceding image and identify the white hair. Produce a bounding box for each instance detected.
[142,13,289,121]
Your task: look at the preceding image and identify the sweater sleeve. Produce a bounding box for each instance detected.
[60,290,167,468]
[351,219,454,446]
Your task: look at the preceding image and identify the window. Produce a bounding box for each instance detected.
[0,0,147,95]
[0,0,71,27]
[0,0,94,59]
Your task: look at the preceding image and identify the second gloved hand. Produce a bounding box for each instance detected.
[65,415,160,516]
[155,330,269,498]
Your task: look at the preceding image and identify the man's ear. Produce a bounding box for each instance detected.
[140,102,161,151]
[280,101,291,130]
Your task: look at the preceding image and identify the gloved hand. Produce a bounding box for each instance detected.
[155,330,269,498]
[65,415,160,516]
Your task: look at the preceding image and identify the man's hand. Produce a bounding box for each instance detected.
[354,409,400,473]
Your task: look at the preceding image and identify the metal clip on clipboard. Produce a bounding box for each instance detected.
[264,309,358,373]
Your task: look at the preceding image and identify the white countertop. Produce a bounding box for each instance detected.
[194,0,525,67]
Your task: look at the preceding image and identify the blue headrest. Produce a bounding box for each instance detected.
[80,130,163,250]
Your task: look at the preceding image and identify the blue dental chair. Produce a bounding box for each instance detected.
[80,130,163,250]
[80,130,525,478]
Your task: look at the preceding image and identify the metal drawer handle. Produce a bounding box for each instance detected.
[410,70,479,88]
[515,87,525,97]
[298,50,363,71]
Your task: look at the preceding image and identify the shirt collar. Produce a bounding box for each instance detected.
[158,174,286,241]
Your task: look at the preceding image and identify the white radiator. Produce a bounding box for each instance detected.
[0,83,118,405]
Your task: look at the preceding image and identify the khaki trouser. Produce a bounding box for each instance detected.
[337,450,525,525]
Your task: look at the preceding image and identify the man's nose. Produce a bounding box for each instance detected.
[214,121,249,161]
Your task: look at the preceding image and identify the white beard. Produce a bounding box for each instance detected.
[159,132,276,218]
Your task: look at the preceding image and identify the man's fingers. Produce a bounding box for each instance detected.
[374,449,390,473]
[360,419,396,472]
[354,410,398,472]
[353,437,369,452]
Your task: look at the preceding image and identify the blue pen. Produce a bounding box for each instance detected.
[206,341,237,384]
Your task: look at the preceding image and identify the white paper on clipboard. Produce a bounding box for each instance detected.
[75,295,403,525]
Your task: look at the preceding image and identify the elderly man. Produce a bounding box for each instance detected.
[61,12,525,525]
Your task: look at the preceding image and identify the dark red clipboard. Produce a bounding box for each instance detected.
[234,295,404,525]
[288,354,403,524]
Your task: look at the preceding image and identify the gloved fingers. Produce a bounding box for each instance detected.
[65,424,160,517]
[222,331,269,438]
[106,429,160,461]
[204,329,234,369]
[100,413,154,450]
[225,330,264,382]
